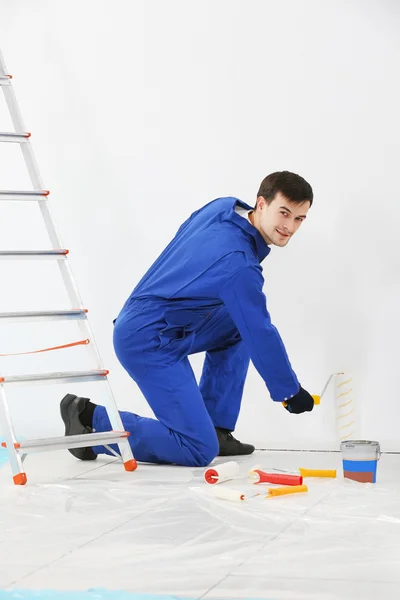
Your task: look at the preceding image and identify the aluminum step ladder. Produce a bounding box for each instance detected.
[0,50,137,484]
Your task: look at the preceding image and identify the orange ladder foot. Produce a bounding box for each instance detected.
[124,459,137,472]
[13,472,27,485]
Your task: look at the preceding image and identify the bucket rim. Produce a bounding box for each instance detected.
[340,439,381,460]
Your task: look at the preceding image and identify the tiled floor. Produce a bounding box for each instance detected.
[0,449,399,599]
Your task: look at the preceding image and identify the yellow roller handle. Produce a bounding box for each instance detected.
[282,394,320,409]
[299,468,336,478]
[266,484,308,497]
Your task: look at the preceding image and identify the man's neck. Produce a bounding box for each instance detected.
[248,209,272,245]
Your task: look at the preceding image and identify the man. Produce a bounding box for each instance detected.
[61,171,315,467]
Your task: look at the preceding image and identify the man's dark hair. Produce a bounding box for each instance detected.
[256,171,313,207]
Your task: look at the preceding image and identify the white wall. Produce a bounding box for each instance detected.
[0,0,399,451]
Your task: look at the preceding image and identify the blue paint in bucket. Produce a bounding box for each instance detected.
[342,459,378,482]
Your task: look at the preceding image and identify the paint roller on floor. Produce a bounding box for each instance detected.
[269,466,337,478]
[208,483,308,503]
[203,461,310,503]
[208,484,309,502]
[203,461,241,484]
[204,461,305,486]
[204,461,337,488]
[249,464,337,480]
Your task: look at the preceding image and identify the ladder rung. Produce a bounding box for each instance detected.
[0,190,49,200]
[1,430,129,455]
[0,309,88,323]
[0,132,31,143]
[0,370,109,387]
[0,250,69,260]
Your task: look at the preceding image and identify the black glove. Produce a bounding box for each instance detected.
[284,386,314,414]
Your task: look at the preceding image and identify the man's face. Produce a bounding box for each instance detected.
[256,192,310,247]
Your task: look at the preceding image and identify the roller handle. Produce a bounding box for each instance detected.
[252,470,303,486]
[267,484,308,497]
[298,468,337,478]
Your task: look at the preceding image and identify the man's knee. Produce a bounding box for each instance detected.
[188,432,219,467]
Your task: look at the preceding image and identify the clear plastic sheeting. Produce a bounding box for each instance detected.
[1,450,400,600]
[0,593,192,600]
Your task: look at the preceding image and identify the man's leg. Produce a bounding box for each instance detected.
[199,336,254,455]
[62,358,219,467]
[199,336,250,430]
[95,357,218,465]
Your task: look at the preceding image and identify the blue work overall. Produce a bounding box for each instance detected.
[92,198,300,466]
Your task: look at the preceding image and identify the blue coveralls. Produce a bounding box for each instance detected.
[92,197,300,466]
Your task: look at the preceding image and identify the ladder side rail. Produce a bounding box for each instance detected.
[0,384,26,483]
[0,50,134,472]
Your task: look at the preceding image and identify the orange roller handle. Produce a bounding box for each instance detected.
[266,484,308,497]
[299,468,337,478]
[251,469,303,486]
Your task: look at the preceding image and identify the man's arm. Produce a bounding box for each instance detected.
[218,264,300,402]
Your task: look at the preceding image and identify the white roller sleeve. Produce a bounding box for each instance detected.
[210,487,245,502]
[335,372,357,442]
[204,461,240,484]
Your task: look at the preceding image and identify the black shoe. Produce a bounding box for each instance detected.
[60,393,97,461]
[215,427,255,456]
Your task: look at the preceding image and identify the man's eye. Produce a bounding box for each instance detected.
[280,211,288,216]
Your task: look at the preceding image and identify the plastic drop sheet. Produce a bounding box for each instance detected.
[1,450,400,600]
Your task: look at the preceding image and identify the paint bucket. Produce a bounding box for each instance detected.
[340,440,381,483]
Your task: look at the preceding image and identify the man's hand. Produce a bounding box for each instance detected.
[283,387,314,414]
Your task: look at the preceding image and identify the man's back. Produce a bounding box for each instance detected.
[124,197,269,306]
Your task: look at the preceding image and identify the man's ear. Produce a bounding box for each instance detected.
[256,196,267,210]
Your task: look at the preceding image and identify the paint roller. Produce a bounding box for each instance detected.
[204,462,304,487]
[210,484,308,502]
[282,372,344,410]
[250,464,337,479]
[204,461,241,484]
[203,463,308,503]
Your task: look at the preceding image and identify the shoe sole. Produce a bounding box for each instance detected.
[60,393,79,436]
[218,448,255,456]
[60,393,97,461]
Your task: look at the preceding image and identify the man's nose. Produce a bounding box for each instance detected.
[284,221,294,234]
